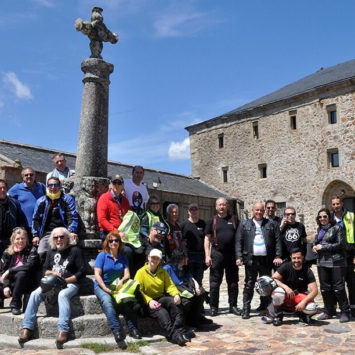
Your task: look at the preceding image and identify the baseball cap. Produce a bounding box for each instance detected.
[149,248,162,259]
[152,222,168,235]
[111,174,124,184]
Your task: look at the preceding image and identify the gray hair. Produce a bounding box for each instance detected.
[166,203,179,215]
[48,227,76,250]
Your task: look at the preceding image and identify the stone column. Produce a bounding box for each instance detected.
[75,58,114,177]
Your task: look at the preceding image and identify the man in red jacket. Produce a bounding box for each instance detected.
[97,175,130,240]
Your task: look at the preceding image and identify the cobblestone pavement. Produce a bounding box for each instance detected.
[1,266,355,354]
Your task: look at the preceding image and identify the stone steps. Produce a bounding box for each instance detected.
[0,294,162,339]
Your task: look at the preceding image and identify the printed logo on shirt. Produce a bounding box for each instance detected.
[285,228,300,242]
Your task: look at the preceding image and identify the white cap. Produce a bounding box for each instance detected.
[149,248,162,259]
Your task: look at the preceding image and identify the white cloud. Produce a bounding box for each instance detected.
[33,0,56,8]
[168,137,190,160]
[3,72,33,100]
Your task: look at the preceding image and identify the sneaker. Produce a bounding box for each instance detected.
[339,313,350,323]
[317,312,332,321]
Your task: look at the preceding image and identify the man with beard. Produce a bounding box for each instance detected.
[267,248,318,326]
[18,227,86,348]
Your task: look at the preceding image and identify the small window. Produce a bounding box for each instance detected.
[290,116,297,130]
[327,148,339,167]
[327,105,337,124]
[218,133,224,148]
[222,167,228,183]
[276,202,286,217]
[258,164,267,179]
[252,121,259,139]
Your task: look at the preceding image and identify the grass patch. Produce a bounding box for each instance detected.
[126,340,150,352]
[81,340,150,353]
[81,342,115,353]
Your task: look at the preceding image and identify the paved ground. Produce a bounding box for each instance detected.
[1,265,354,354]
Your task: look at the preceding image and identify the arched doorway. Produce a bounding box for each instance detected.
[322,180,355,212]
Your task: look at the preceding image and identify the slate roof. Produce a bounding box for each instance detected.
[186,59,355,130]
[0,139,234,200]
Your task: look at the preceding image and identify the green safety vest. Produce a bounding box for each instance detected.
[344,211,354,244]
[110,278,139,304]
[118,211,141,248]
[143,210,170,235]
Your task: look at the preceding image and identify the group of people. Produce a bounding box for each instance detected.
[0,153,354,349]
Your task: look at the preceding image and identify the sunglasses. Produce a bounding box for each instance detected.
[112,181,123,185]
[189,207,199,211]
[266,206,275,210]
[24,173,34,177]
[285,213,296,216]
[53,235,65,240]
[318,215,328,219]
[108,239,119,243]
[48,183,60,188]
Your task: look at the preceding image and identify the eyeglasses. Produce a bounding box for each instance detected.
[24,173,34,177]
[266,206,275,210]
[318,215,328,219]
[285,213,296,216]
[108,239,119,243]
[47,183,60,188]
[53,235,65,240]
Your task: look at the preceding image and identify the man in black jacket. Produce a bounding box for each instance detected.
[205,197,239,316]
[0,179,25,257]
[236,202,282,319]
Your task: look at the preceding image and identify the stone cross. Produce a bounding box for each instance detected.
[75,7,118,59]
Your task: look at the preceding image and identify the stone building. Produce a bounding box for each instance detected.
[186,59,355,236]
[0,139,240,223]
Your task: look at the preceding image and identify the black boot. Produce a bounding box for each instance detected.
[113,330,127,349]
[321,291,336,317]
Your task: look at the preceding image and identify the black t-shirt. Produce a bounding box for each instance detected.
[44,245,85,280]
[280,222,307,259]
[276,261,315,293]
[205,214,237,252]
[180,219,205,253]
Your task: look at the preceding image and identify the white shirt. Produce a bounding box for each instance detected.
[124,178,149,214]
[253,219,267,256]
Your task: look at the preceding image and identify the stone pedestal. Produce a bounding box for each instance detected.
[75,58,114,178]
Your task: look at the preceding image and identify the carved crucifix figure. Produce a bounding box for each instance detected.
[75,7,118,59]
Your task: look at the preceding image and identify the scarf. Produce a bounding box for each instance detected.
[46,189,61,201]
[317,224,331,242]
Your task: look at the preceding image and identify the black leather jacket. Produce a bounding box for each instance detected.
[0,246,39,288]
[235,218,282,266]
[313,224,346,267]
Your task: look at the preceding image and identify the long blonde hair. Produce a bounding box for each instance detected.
[7,227,29,255]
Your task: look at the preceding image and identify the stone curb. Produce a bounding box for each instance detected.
[0,333,164,351]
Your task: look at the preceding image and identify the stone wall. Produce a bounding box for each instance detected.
[189,82,355,236]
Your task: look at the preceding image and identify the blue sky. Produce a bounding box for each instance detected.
[1,0,355,175]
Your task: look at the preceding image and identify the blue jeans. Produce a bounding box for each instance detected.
[94,285,137,333]
[22,283,79,332]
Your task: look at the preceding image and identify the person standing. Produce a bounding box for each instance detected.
[8,168,46,237]
[279,207,307,261]
[204,197,240,316]
[0,179,25,257]
[46,153,74,182]
[236,202,282,319]
[313,208,350,323]
[124,166,149,217]
[165,204,184,259]
[265,200,281,225]
[180,203,206,286]
[331,196,355,317]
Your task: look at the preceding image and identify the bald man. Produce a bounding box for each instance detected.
[236,202,282,319]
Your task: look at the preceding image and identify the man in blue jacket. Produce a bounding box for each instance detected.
[8,167,46,238]
[32,177,78,261]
